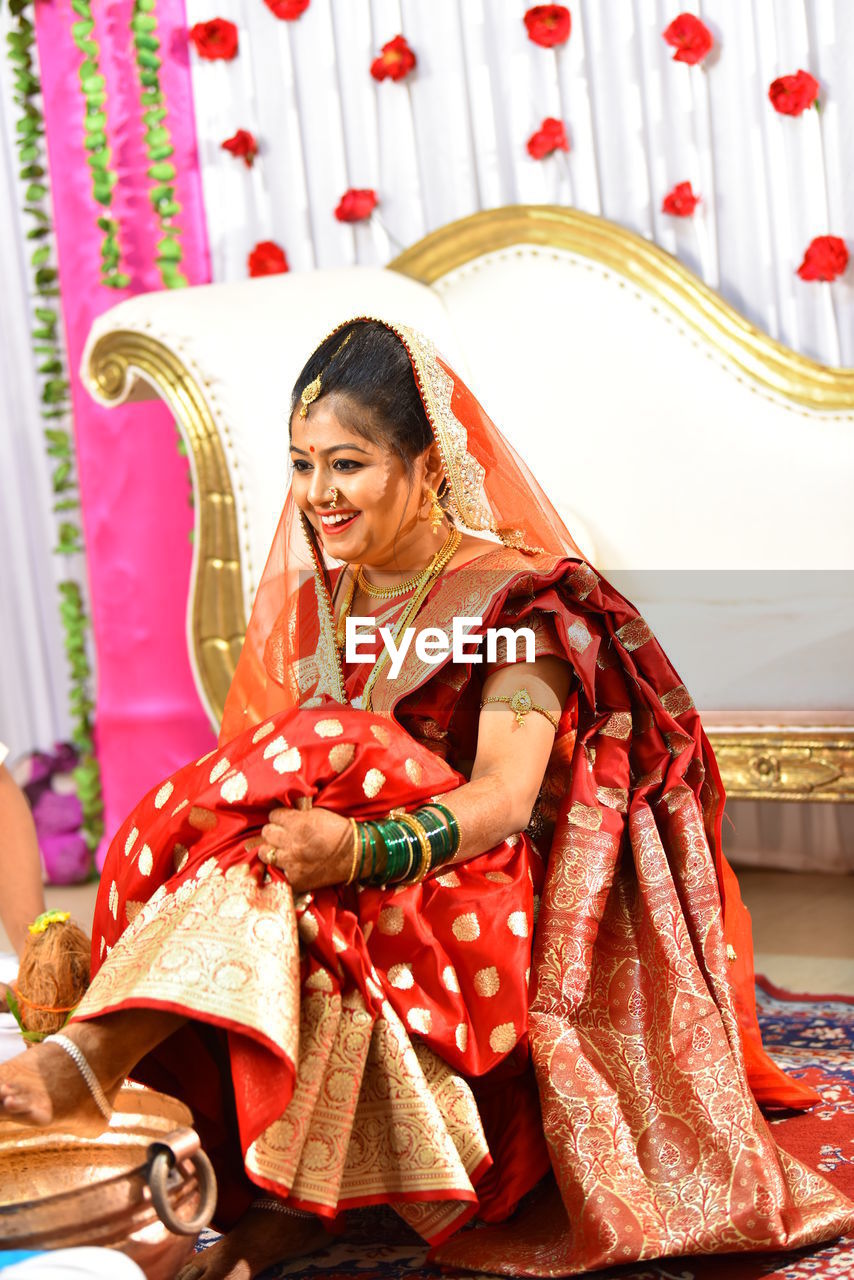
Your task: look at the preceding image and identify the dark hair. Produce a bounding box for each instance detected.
[289,320,433,469]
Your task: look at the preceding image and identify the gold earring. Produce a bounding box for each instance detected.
[329,487,339,508]
[427,487,443,534]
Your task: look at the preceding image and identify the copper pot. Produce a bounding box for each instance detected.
[0,1084,217,1280]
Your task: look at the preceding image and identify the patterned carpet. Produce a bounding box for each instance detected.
[196,979,854,1279]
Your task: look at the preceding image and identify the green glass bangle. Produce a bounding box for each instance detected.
[414,807,453,860]
[411,810,449,876]
[365,822,378,880]
[355,821,366,881]
[376,819,413,882]
[424,802,461,855]
[363,821,386,884]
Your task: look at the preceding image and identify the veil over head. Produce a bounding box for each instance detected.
[220,316,584,742]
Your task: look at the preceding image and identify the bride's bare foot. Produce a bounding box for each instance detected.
[0,1037,120,1133]
[176,1205,329,1280]
[0,1009,183,1132]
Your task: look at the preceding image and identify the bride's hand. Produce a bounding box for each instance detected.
[259,806,353,892]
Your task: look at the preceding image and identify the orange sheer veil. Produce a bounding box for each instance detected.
[219,316,584,744]
[218,314,817,1112]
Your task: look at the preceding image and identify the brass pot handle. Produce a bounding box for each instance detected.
[147,1128,217,1236]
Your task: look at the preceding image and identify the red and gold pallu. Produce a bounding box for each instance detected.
[388,548,853,1274]
[78,703,546,1243]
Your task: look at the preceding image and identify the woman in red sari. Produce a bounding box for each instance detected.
[1,318,851,1279]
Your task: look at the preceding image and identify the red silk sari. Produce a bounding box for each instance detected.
[79,317,853,1272]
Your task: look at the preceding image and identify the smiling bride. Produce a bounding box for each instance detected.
[1,318,851,1280]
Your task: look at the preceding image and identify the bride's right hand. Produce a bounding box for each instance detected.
[258,806,354,892]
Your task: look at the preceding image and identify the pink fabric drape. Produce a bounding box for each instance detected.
[34,0,215,861]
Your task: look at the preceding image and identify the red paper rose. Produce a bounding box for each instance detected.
[189,18,239,61]
[263,0,310,17]
[527,117,569,160]
[796,235,848,282]
[662,14,713,64]
[662,181,700,216]
[334,188,378,223]
[370,34,416,82]
[248,240,289,277]
[768,69,819,116]
[221,129,258,167]
[524,5,571,48]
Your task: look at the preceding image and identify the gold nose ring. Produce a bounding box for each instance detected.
[329,487,339,508]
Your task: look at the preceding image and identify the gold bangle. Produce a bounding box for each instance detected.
[395,813,432,882]
[345,818,361,885]
[480,687,560,731]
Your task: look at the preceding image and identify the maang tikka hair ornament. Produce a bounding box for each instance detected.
[299,330,355,419]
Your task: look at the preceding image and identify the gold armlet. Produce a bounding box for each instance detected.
[481,687,560,731]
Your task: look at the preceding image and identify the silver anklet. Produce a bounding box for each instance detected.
[252,1196,314,1219]
[47,1032,112,1122]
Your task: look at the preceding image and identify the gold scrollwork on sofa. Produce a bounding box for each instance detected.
[86,331,247,724]
[85,207,854,798]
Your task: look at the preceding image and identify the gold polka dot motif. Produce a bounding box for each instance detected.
[313,718,343,738]
[507,911,529,937]
[407,1008,432,1034]
[378,906,404,935]
[328,743,356,773]
[221,771,249,803]
[489,1022,516,1053]
[387,963,415,989]
[363,768,386,799]
[154,781,173,810]
[189,806,217,832]
[209,757,231,784]
[474,966,501,997]
[404,757,423,784]
[452,912,480,942]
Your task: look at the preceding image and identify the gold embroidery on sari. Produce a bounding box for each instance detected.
[596,785,629,812]
[76,860,300,1064]
[567,802,603,831]
[616,617,653,651]
[661,683,695,717]
[665,730,694,756]
[599,711,632,739]
[567,562,598,600]
[246,988,343,1194]
[239,979,488,1223]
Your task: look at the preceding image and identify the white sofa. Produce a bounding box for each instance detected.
[82,206,854,822]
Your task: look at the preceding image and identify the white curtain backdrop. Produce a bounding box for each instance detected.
[0,13,75,761]
[187,0,853,364]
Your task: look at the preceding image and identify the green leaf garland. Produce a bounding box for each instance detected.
[5,0,103,853]
[69,0,130,288]
[131,0,188,288]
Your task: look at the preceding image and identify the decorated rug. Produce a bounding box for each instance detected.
[196,979,854,1279]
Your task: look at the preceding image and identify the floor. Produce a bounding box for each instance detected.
[2,868,853,995]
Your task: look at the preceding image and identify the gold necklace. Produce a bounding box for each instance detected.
[359,527,461,711]
[355,526,458,599]
[334,528,462,710]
